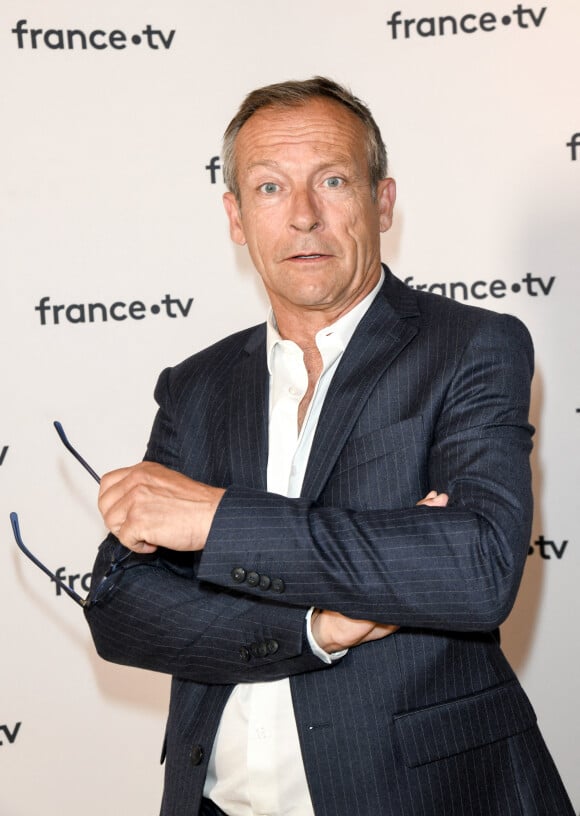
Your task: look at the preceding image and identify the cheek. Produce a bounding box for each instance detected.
[329,198,365,233]
[250,211,284,250]
[243,227,275,273]
[346,204,380,245]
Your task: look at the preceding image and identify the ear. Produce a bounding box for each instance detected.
[223,192,247,246]
[376,178,397,233]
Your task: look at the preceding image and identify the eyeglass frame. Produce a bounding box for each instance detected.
[10,421,105,608]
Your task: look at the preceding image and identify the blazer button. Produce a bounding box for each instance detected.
[271,578,285,593]
[258,574,271,591]
[250,641,268,658]
[246,571,260,587]
[266,639,279,655]
[231,567,246,583]
[190,744,204,766]
[239,646,251,662]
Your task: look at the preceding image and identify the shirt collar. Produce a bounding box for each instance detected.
[266,268,384,374]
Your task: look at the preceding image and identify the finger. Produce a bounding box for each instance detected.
[98,465,141,516]
[116,533,158,556]
[417,491,449,508]
[429,492,449,507]
[358,623,400,644]
[100,465,137,493]
[416,490,437,506]
[100,463,202,514]
[98,462,168,521]
[112,506,159,554]
[101,480,159,540]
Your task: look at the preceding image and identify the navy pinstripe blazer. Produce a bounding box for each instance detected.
[86,267,573,815]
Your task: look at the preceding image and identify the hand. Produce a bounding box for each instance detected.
[311,490,449,652]
[311,609,399,653]
[98,462,225,554]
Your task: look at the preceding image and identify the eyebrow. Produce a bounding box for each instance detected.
[244,156,355,175]
[245,160,282,173]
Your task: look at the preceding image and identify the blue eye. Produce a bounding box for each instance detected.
[259,182,279,194]
[324,177,343,188]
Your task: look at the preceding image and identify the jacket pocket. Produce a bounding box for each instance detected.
[393,681,536,768]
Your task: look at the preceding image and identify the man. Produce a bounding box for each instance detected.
[86,77,574,815]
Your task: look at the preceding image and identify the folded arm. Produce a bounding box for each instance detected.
[86,312,533,678]
[85,534,334,684]
[197,314,534,631]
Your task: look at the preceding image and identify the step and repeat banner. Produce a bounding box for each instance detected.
[1,1,578,813]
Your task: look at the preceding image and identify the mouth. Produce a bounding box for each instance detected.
[286,253,330,262]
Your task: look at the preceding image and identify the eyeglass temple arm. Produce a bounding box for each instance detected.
[53,421,101,485]
[10,512,86,607]
[10,421,101,608]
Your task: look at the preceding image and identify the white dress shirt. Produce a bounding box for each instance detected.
[203,273,384,816]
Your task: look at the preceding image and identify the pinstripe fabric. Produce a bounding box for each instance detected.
[85,267,574,815]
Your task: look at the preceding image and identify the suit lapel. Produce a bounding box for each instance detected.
[301,271,420,498]
[224,270,420,497]
[226,324,269,491]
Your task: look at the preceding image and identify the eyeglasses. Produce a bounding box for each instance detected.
[10,421,102,608]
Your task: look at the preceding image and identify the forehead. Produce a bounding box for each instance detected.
[235,97,368,169]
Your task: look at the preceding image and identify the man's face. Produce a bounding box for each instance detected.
[223,98,396,324]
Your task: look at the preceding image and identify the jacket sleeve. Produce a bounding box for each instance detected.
[85,355,333,684]
[84,534,332,684]
[197,313,534,631]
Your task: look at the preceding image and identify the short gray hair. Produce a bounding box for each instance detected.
[222,76,388,202]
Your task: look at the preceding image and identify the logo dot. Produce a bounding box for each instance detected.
[511,283,521,293]
[131,34,142,45]
[151,304,161,314]
[501,15,512,25]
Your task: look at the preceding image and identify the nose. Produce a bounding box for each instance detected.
[288,187,322,232]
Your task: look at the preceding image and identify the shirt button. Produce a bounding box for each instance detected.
[289,386,301,397]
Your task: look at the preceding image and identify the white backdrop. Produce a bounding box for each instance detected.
[1,1,578,814]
